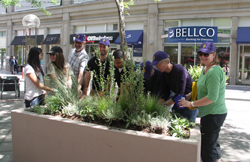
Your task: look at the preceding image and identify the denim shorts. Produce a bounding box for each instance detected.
[25,94,45,108]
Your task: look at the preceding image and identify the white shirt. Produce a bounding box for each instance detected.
[24,64,45,100]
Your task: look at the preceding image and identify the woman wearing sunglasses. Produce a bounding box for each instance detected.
[47,46,73,88]
[24,47,54,108]
[179,42,227,162]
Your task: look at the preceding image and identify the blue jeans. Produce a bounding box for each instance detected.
[172,104,198,122]
[200,113,227,162]
[25,94,45,108]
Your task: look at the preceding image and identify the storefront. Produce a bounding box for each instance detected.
[70,32,119,58]
[115,30,143,67]
[10,35,44,65]
[163,19,231,70]
[236,27,250,84]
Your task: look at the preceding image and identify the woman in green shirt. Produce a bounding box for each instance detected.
[179,42,227,162]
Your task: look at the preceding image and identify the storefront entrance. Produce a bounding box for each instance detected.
[238,45,250,84]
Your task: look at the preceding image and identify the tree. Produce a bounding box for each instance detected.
[0,0,58,16]
[115,0,161,52]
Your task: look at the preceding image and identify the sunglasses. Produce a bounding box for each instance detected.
[198,53,210,57]
[49,53,56,56]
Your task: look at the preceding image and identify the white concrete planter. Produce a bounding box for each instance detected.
[11,110,201,162]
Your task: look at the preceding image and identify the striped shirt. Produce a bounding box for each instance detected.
[68,48,89,78]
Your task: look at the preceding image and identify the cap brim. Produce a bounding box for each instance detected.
[47,51,56,54]
[99,42,109,47]
[198,48,211,54]
[75,38,84,42]
[151,60,160,66]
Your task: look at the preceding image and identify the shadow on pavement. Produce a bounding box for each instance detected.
[220,123,250,162]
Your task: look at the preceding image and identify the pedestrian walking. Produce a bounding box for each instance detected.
[24,47,54,108]
[152,51,198,122]
[179,42,227,162]
[14,56,19,74]
[9,56,14,74]
[83,38,111,96]
[68,34,89,92]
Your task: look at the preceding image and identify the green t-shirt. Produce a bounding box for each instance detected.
[197,65,227,117]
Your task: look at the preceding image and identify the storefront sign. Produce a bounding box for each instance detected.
[70,32,119,44]
[168,26,218,43]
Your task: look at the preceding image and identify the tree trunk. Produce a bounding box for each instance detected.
[115,0,127,52]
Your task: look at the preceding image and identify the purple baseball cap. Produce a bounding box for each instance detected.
[140,61,153,79]
[197,42,216,54]
[99,38,110,47]
[75,34,86,42]
[152,51,169,65]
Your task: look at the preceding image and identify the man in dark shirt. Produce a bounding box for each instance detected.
[140,60,163,97]
[83,38,110,96]
[113,49,128,89]
[152,51,198,122]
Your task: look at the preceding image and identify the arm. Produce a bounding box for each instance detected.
[82,70,91,95]
[26,73,53,92]
[179,96,213,108]
[171,70,187,101]
[78,58,88,91]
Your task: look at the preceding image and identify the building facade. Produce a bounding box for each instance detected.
[0,0,250,85]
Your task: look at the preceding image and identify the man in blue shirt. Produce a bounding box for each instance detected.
[152,51,198,122]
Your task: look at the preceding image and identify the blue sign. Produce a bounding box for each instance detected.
[168,26,218,43]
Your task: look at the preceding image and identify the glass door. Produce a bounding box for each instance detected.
[238,45,250,84]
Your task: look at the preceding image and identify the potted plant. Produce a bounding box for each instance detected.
[11,49,201,162]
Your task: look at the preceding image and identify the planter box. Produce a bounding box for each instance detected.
[11,110,201,162]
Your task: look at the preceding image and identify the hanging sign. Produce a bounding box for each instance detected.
[168,26,218,43]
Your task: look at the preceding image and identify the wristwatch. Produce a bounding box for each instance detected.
[190,101,194,107]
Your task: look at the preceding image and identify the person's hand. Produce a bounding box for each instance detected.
[178,99,191,108]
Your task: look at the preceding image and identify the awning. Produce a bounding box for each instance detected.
[236,27,250,44]
[43,34,60,44]
[10,35,43,45]
[114,30,143,45]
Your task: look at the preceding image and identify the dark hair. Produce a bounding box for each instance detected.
[27,47,44,76]
[113,49,125,59]
[53,51,66,74]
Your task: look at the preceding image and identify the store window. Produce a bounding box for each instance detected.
[74,0,98,4]
[238,45,250,84]
[0,32,6,37]
[181,44,200,67]
[15,0,60,12]
[164,44,178,64]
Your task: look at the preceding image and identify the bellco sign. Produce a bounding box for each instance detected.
[168,26,218,43]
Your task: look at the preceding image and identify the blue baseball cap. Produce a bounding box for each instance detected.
[152,51,169,65]
[75,34,86,42]
[99,38,110,47]
[198,42,216,54]
[140,61,153,79]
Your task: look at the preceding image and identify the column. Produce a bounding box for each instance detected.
[43,28,49,74]
[6,19,13,71]
[146,3,158,61]
[158,20,164,51]
[230,17,238,85]
[62,12,70,61]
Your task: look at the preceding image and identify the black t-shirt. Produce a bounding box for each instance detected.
[114,67,129,88]
[86,56,110,91]
[160,64,193,101]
